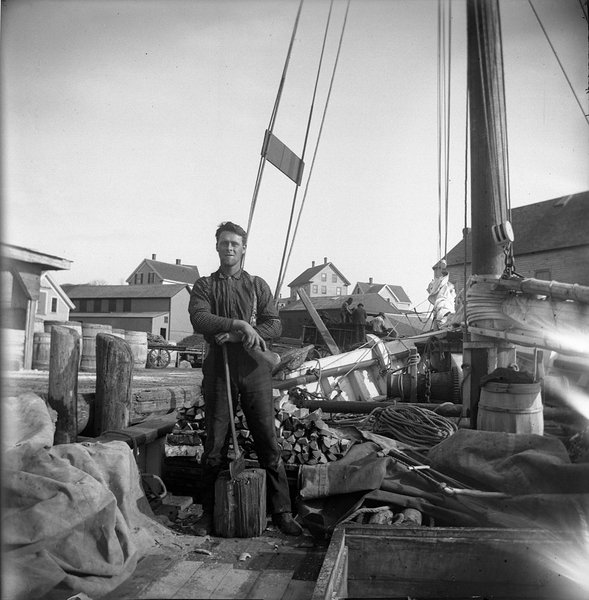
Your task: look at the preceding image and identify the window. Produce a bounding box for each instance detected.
[535,269,551,280]
[148,272,155,284]
[332,274,337,283]
[164,316,169,323]
[78,299,87,312]
[321,273,327,281]
[51,297,58,313]
[312,285,318,294]
[93,299,102,312]
[336,287,341,295]
[108,299,117,312]
[134,273,139,284]
[123,298,131,312]
[321,286,327,294]
[139,273,144,284]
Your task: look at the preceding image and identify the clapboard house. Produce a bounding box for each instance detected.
[351,278,412,311]
[286,259,350,303]
[127,254,199,286]
[445,192,589,293]
[1,244,72,370]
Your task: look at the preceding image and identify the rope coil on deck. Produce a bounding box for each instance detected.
[367,405,458,448]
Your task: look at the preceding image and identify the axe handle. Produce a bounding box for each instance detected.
[222,344,241,460]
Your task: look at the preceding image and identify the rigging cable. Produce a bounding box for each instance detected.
[444,0,452,259]
[496,0,512,222]
[275,0,351,300]
[245,0,304,248]
[274,0,335,300]
[437,0,453,262]
[528,0,589,125]
[463,93,470,339]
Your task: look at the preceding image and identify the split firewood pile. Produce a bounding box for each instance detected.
[241,407,353,466]
[343,506,424,526]
[164,390,353,467]
[164,391,206,460]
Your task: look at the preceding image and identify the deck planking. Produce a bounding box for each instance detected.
[102,528,326,600]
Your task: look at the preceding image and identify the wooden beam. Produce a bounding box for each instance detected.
[296,288,340,354]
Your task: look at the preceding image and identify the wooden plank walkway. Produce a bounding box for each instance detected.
[102,530,326,600]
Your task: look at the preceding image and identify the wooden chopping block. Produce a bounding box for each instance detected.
[213,468,266,538]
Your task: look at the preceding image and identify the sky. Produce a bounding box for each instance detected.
[2,0,588,309]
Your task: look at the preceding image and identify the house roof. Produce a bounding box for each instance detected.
[63,283,189,299]
[385,313,431,337]
[1,243,72,271]
[445,191,589,267]
[280,293,401,314]
[287,262,351,288]
[355,282,411,304]
[43,273,75,309]
[127,258,200,285]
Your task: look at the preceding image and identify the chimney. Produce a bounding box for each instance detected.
[324,257,327,264]
[312,261,315,267]
[176,259,181,265]
[369,277,373,284]
[152,254,157,260]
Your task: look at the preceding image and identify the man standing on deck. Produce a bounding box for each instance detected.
[188,221,302,537]
[427,260,456,329]
[352,302,367,344]
[371,312,387,335]
[340,297,354,323]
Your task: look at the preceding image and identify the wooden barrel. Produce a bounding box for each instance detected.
[80,323,112,372]
[32,332,51,370]
[214,468,267,538]
[125,330,148,369]
[477,381,544,434]
[43,320,64,333]
[111,328,125,338]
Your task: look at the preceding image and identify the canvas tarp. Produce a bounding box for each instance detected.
[297,427,589,536]
[2,392,184,600]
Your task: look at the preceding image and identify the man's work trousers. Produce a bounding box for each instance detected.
[199,343,292,516]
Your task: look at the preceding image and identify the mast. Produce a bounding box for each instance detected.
[466,0,509,426]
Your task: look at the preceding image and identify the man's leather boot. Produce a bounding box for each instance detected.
[272,512,303,536]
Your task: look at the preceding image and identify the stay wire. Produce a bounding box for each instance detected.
[496,0,512,218]
[275,0,335,300]
[275,0,351,300]
[437,0,452,261]
[245,0,304,250]
[436,0,444,262]
[528,0,589,125]
[463,93,470,339]
[444,0,452,259]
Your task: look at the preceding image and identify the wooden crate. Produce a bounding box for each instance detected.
[312,524,588,599]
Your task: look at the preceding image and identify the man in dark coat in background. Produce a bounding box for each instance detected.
[188,221,301,536]
[352,302,367,344]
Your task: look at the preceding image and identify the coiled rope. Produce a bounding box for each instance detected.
[367,405,457,448]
